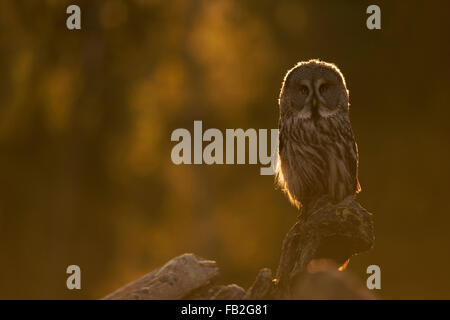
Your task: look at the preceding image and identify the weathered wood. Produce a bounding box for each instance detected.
[103,195,375,300]
[274,195,374,298]
[210,284,246,300]
[103,253,219,300]
[243,268,275,300]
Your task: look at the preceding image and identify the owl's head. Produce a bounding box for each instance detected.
[279,59,349,120]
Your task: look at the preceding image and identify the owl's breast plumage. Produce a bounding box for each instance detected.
[278,114,359,207]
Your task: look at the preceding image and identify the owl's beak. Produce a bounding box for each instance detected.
[312,96,317,108]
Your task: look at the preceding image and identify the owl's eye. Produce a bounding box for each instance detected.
[319,84,329,94]
[300,85,309,95]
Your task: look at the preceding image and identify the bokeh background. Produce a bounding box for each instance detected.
[1,0,449,299]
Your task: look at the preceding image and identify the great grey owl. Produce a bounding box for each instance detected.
[276,59,361,211]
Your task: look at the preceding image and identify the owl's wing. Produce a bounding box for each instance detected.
[352,141,361,193]
[346,126,361,194]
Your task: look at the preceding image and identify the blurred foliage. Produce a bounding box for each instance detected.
[0,0,449,299]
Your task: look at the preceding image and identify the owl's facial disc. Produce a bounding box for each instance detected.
[289,78,340,120]
[280,62,349,120]
[290,79,314,119]
[314,78,341,118]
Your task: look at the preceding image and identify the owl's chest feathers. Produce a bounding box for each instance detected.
[282,116,345,159]
[280,115,350,201]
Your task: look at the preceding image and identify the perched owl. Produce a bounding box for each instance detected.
[276,59,361,211]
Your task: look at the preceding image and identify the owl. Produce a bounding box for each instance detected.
[276,59,361,211]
